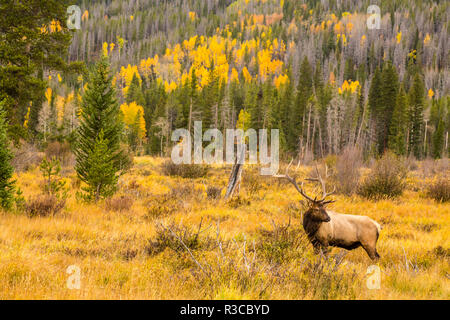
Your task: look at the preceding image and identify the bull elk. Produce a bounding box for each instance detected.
[274,161,382,260]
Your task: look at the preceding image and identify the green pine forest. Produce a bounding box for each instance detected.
[1,0,449,160]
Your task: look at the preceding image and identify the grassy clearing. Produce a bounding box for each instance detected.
[0,156,448,299]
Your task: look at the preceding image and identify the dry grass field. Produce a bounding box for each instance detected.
[0,156,448,299]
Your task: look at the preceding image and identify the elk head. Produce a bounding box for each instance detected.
[274,160,335,222]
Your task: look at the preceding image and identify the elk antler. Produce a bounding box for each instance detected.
[306,164,336,204]
[273,159,316,203]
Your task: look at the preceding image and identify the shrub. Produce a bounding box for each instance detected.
[161,161,209,179]
[206,186,222,199]
[358,152,407,200]
[25,195,65,217]
[105,195,134,211]
[144,193,179,219]
[242,170,263,196]
[426,178,450,202]
[334,146,362,195]
[146,221,214,256]
[257,219,309,264]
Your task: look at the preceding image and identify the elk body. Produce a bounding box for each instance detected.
[275,162,382,260]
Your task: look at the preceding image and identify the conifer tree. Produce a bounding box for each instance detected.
[74,58,130,201]
[408,73,425,159]
[432,118,445,159]
[388,85,408,155]
[290,57,313,152]
[0,101,15,210]
[379,61,399,154]
[80,131,119,201]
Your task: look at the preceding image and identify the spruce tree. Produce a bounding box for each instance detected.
[432,119,444,159]
[388,85,407,155]
[74,58,130,201]
[290,57,313,152]
[80,131,119,201]
[0,101,15,210]
[379,61,399,154]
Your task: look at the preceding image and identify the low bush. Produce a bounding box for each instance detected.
[206,186,222,199]
[105,195,134,212]
[161,161,209,179]
[358,152,407,200]
[426,178,450,202]
[25,195,65,217]
[146,220,214,256]
[334,146,363,195]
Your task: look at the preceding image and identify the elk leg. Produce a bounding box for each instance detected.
[361,244,379,261]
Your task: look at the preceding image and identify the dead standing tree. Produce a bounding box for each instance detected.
[224,146,245,200]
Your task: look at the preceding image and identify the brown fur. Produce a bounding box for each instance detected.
[303,203,382,260]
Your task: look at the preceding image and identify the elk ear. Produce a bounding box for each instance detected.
[322,200,336,206]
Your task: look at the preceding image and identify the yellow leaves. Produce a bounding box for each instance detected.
[230,68,239,83]
[408,49,417,61]
[130,15,134,21]
[396,32,402,44]
[45,88,52,104]
[424,33,431,45]
[164,81,177,93]
[188,11,196,22]
[274,74,289,89]
[242,67,252,83]
[334,21,342,33]
[109,43,115,53]
[361,35,367,45]
[336,34,347,46]
[102,42,109,57]
[82,10,89,21]
[117,36,125,50]
[428,88,434,99]
[55,95,65,123]
[49,20,62,33]
[57,74,62,83]
[23,105,31,129]
[339,80,360,94]
[41,20,62,34]
[139,56,159,77]
[119,65,141,96]
[258,47,283,81]
[236,109,251,131]
[120,102,146,139]
[183,36,198,51]
[346,22,353,33]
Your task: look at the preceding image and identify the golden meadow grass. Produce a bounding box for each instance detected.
[0,156,448,299]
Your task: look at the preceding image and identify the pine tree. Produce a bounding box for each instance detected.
[408,73,425,159]
[379,61,399,154]
[126,73,145,105]
[0,101,15,210]
[432,118,444,159]
[74,58,130,201]
[388,85,407,155]
[79,131,119,201]
[290,57,313,152]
